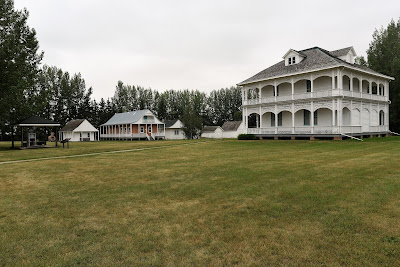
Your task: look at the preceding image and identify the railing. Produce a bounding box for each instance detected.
[247,125,367,135]
[369,125,389,132]
[100,133,160,138]
[243,89,389,105]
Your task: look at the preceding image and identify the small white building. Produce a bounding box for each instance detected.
[221,121,245,138]
[201,126,223,139]
[165,119,186,140]
[59,119,99,141]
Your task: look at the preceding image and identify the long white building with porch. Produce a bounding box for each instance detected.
[238,46,394,139]
[100,109,165,140]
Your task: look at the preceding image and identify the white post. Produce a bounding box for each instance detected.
[311,101,314,134]
[350,73,353,92]
[292,103,295,134]
[331,71,335,90]
[332,99,336,126]
[274,104,278,134]
[311,74,314,93]
[259,106,263,128]
[291,78,294,100]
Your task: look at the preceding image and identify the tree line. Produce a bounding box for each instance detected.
[1,0,400,139]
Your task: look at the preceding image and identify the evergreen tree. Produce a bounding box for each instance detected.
[0,0,43,139]
[366,18,400,132]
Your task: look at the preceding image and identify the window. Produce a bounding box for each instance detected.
[303,110,311,126]
[140,126,144,133]
[144,116,148,120]
[271,113,275,127]
[314,110,318,126]
[174,130,179,135]
[148,126,152,133]
[292,57,296,64]
[306,80,311,92]
[87,133,90,138]
[278,112,282,126]
[288,58,292,65]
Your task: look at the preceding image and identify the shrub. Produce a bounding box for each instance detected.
[238,134,259,140]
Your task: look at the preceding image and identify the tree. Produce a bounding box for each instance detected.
[0,0,43,139]
[366,18,400,132]
[181,104,202,139]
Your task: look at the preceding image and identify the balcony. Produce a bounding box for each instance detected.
[243,89,388,106]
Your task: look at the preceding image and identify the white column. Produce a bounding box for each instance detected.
[359,76,363,94]
[274,104,278,134]
[360,101,363,130]
[292,103,295,134]
[259,84,263,100]
[256,115,259,128]
[377,80,380,95]
[350,73,353,91]
[291,78,294,98]
[311,101,314,134]
[338,98,342,129]
[332,99,336,126]
[311,74,314,94]
[331,71,335,89]
[369,82,372,94]
[259,106,262,128]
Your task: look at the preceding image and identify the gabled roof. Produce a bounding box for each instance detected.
[329,46,356,57]
[101,109,159,126]
[14,116,60,126]
[283,48,307,59]
[238,46,394,85]
[221,121,242,131]
[202,126,222,133]
[60,119,85,131]
[165,119,178,128]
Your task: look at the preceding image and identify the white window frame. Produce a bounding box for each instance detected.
[140,126,144,133]
[174,130,179,135]
[148,126,152,133]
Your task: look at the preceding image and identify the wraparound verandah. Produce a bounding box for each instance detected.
[246,107,387,135]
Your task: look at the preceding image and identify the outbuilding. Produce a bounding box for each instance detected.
[201,126,223,139]
[164,119,186,140]
[221,121,245,138]
[59,119,99,141]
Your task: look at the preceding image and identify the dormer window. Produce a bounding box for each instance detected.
[283,49,306,66]
[288,56,296,65]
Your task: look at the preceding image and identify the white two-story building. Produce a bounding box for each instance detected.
[238,46,394,139]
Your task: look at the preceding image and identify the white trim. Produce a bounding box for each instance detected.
[238,65,394,86]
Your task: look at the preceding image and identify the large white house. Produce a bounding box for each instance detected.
[100,109,165,140]
[238,46,394,139]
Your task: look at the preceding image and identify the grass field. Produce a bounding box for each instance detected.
[1,138,400,266]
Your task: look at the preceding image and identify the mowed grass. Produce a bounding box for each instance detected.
[1,138,400,266]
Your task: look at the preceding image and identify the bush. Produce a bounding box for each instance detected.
[238,134,259,140]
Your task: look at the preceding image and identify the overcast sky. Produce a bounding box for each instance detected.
[14,0,400,100]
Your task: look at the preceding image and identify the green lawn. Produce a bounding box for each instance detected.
[1,138,400,266]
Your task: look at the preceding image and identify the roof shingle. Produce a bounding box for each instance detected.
[238,47,391,85]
